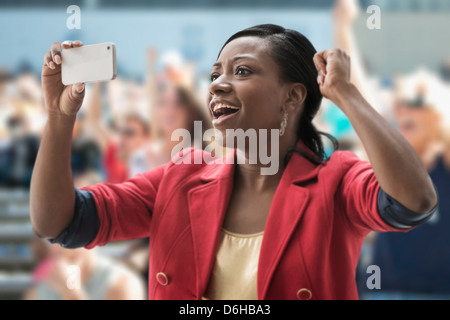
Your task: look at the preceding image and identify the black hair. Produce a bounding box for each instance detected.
[219,24,338,165]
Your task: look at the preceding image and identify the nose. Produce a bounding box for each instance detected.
[209,76,232,96]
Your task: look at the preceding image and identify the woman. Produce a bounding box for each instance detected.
[31,24,437,300]
[147,84,212,168]
[24,238,145,300]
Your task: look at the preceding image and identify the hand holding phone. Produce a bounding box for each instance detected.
[41,40,116,117]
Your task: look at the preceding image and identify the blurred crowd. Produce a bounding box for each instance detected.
[1,43,212,299]
[0,0,449,300]
[330,0,450,300]
[0,45,211,189]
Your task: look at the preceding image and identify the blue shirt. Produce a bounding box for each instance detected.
[371,157,450,294]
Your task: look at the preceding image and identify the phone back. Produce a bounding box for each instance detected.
[61,42,116,85]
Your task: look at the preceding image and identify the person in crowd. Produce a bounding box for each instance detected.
[367,75,450,299]
[7,113,40,187]
[146,48,212,168]
[70,113,102,182]
[146,84,212,167]
[0,69,14,140]
[82,82,152,183]
[333,0,450,299]
[0,68,43,187]
[0,69,14,185]
[102,112,151,182]
[24,237,145,300]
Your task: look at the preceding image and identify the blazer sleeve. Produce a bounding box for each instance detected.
[336,151,436,235]
[81,162,168,249]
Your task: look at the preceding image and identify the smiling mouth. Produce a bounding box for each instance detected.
[212,103,240,119]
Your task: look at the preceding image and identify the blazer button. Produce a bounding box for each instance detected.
[297,288,312,300]
[156,272,169,286]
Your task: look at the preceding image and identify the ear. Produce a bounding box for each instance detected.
[284,83,307,113]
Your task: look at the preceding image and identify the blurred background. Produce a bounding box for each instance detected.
[0,0,449,300]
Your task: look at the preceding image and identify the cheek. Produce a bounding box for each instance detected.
[393,108,402,120]
[412,112,430,130]
[238,81,282,128]
[117,138,128,148]
[206,94,212,109]
[171,108,189,124]
[155,108,166,121]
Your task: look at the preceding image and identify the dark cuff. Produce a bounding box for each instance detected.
[377,186,438,230]
[48,188,100,248]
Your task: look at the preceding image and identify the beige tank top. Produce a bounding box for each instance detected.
[202,228,264,300]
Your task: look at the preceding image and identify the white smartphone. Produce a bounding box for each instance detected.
[61,42,117,86]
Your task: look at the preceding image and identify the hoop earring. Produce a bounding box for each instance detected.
[279,109,288,137]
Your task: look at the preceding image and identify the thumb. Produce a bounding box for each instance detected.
[72,82,85,96]
[69,82,85,108]
[62,83,85,115]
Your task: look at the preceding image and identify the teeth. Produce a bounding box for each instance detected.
[213,104,239,112]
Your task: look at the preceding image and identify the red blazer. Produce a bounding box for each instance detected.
[83,143,408,300]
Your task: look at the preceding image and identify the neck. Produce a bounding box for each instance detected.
[235,163,283,192]
[234,135,296,192]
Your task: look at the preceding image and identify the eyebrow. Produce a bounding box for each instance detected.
[212,55,257,68]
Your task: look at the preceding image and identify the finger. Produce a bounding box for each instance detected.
[50,41,62,65]
[61,40,83,49]
[321,49,334,61]
[72,40,84,48]
[61,40,73,49]
[314,51,327,68]
[313,52,327,75]
[43,50,55,69]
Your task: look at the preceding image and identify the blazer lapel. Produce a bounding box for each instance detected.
[188,150,236,299]
[258,144,322,299]
[187,142,322,300]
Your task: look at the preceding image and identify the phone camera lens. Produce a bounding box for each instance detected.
[107,46,110,50]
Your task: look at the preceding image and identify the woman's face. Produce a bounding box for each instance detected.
[394,103,440,153]
[208,36,288,137]
[157,87,191,137]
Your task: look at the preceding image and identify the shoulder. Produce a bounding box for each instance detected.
[156,147,222,176]
[317,150,373,185]
[98,258,145,300]
[134,147,223,188]
[323,150,367,172]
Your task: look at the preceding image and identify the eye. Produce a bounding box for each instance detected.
[235,66,252,77]
[210,73,220,82]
